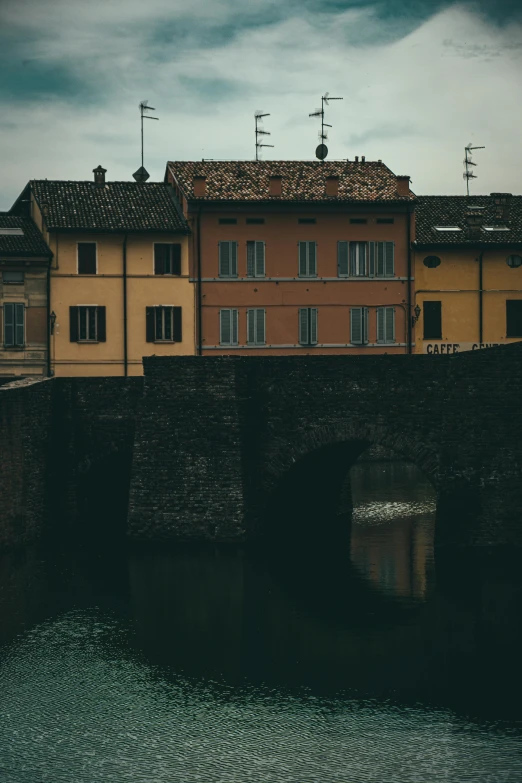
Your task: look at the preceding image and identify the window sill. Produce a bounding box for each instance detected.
[77,273,98,276]
[153,340,178,343]
[76,340,99,344]
[154,274,181,277]
[3,346,25,351]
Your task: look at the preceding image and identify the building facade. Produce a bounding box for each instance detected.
[0,214,52,378]
[413,194,522,354]
[11,167,194,376]
[166,160,415,355]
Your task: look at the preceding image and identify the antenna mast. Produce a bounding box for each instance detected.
[255,111,274,161]
[463,143,485,196]
[138,100,159,172]
[309,92,343,161]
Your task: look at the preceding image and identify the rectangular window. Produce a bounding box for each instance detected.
[146,306,182,342]
[69,306,106,342]
[246,218,265,225]
[154,244,181,275]
[423,301,442,339]
[3,303,24,347]
[338,241,349,277]
[219,218,237,225]
[2,271,24,284]
[298,241,317,277]
[247,309,265,345]
[77,243,97,275]
[219,241,238,278]
[376,307,395,343]
[298,218,316,224]
[506,300,522,338]
[220,309,239,345]
[350,218,367,224]
[349,242,367,276]
[299,308,318,346]
[350,307,369,345]
[369,241,394,278]
[377,218,394,224]
[246,241,265,277]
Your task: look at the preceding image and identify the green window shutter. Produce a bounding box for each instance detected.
[4,303,14,347]
[69,306,79,342]
[173,306,182,342]
[359,243,367,276]
[368,242,375,277]
[220,309,231,344]
[246,242,255,277]
[310,308,318,345]
[349,242,357,276]
[230,242,238,277]
[299,308,309,344]
[97,306,106,342]
[338,241,349,277]
[385,307,395,342]
[14,303,24,346]
[363,307,369,344]
[172,244,182,276]
[376,242,385,277]
[255,242,265,277]
[231,309,238,344]
[298,242,307,277]
[146,307,155,342]
[308,242,317,276]
[219,242,230,277]
[351,307,362,344]
[255,309,265,345]
[376,307,385,343]
[154,245,165,275]
[247,309,256,344]
[385,242,394,277]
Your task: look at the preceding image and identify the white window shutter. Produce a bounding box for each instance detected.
[256,242,265,277]
[377,307,385,343]
[256,309,265,344]
[308,242,317,276]
[338,241,349,277]
[220,309,231,344]
[310,308,318,344]
[298,242,307,276]
[219,242,230,277]
[351,307,362,344]
[376,242,385,277]
[247,309,256,344]
[385,242,394,277]
[385,307,395,342]
[246,242,255,277]
[299,308,309,344]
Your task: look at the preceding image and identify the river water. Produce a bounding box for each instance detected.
[1,462,522,782]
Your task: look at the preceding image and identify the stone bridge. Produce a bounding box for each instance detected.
[2,345,522,548]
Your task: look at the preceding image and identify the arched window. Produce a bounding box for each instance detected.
[506,255,522,268]
[423,255,441,268]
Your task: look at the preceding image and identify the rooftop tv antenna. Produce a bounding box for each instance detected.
[133,100,159,182]
[309,92,343,161]
[463,143,485,196]
[255,111,274,161]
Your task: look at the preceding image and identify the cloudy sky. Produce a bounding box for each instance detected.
[1,0,521,210]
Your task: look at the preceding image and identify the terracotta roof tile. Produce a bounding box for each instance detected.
[167,160,415,203]
[0,215,52,258]
[29,181,189,233]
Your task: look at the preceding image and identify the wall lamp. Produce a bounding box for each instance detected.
[411,304,421,328]
[49,311,57,334]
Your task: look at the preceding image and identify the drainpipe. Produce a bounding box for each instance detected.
[407,207,413,354]
[196,208,203,356]
[478,249,484,344]
[123,234,128,376]
[46,262,51,377]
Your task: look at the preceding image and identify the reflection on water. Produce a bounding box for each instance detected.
[1,461,522,783]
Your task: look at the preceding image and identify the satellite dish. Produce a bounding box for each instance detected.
[316,144,328,161]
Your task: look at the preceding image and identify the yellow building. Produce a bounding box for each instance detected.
[11,167,194,375]
[412,193,522,354]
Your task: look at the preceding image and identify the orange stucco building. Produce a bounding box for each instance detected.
[166,160,416,355]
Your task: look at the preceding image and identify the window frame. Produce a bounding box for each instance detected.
[153,243,182,276]
[2,271,24,285]
[298,307,318,346]
[506,300,522,338]
[298,241,317,278]
[77,242,98,275]
[220,308,239,346]
[3,302,25,348]
[78,305,98,342]
[247,308,266,345]
[376,306,396,344]
[423,301,442,340]
[350,307,369,345]
[246,241,266,278]
[218,241,238,278]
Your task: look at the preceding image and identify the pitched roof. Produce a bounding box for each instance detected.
[25,181,189,233]
[167,160,415,203]
[0,214,52,258]
[414,195,522,246]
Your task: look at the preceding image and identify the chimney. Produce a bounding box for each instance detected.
[361,155,366,163]
[396,175,410,197]
[465,209,483,239]
[354,156,359,163]
[491,192,512,222]
[193,176,207,197]
[269,175,282,197]
[93,165,107,187]
[325,176,339,197]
